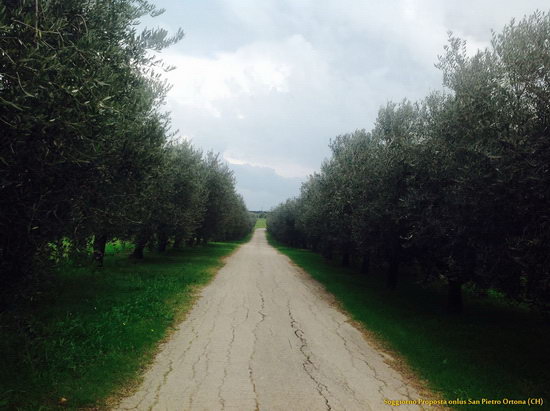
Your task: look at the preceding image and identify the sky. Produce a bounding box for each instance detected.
[142,0,549,210]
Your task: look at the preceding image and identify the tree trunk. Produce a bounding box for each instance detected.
[131,235,148,259]
[447,280,463,314]
[386,240,401,289]
[342,249,350,267]
[322,243,333,260]
[93,234,107,267]
[387,259,399,289]
[173,234,183,249]
[0,239,35,310]
[361,253,370,275]
[157,231,168,253]
[131,244,144,259]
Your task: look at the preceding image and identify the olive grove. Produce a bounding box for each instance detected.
[268,11,550,313]
[0,0,253,305]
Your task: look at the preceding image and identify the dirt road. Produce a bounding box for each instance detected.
[115,229,421,410]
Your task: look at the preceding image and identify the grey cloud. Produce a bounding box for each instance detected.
[150,0,548,209]
[228,163,303,210]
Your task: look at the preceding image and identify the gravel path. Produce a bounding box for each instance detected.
[115,229,421,410]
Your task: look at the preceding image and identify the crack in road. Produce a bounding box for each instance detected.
[334,319,405,406]
[217,298,250,410]
[188,294,228,409]
[114,230,422,411]
[217,309,237,410]
[288,301,333,411]
[248,281,266,411]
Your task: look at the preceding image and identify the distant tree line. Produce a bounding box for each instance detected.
[268,11,550,314]
[250,211,268,219]
[0,0,253,305]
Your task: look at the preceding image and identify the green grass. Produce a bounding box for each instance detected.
[254,217,267,229]
[0,238,247,410]
[268,234,550,410]
[104,239,132,255]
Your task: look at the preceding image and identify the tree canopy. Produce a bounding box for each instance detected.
[0,0,253,305]
[268,11,550,314]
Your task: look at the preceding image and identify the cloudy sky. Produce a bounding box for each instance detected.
[143,0,548,210]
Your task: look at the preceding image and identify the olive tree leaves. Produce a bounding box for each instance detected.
[0,1,252,301]
[268,11,550,313]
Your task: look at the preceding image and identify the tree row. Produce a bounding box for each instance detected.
[268,11,550,313]
[0,0,253,305]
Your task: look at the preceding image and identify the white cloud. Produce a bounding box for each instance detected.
[228,162,304,210]
[150,0,549,208]
[158,34,338,178]
[159,41,295,118]
[224,151,315,179]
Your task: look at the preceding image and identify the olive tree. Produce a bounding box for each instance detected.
[0,0,182,297]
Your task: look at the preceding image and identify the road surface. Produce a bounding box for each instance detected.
[115,229,422,410]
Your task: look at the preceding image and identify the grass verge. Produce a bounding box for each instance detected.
[254,218,266,229]
[268,234,550,410]
[0,238,247,410]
